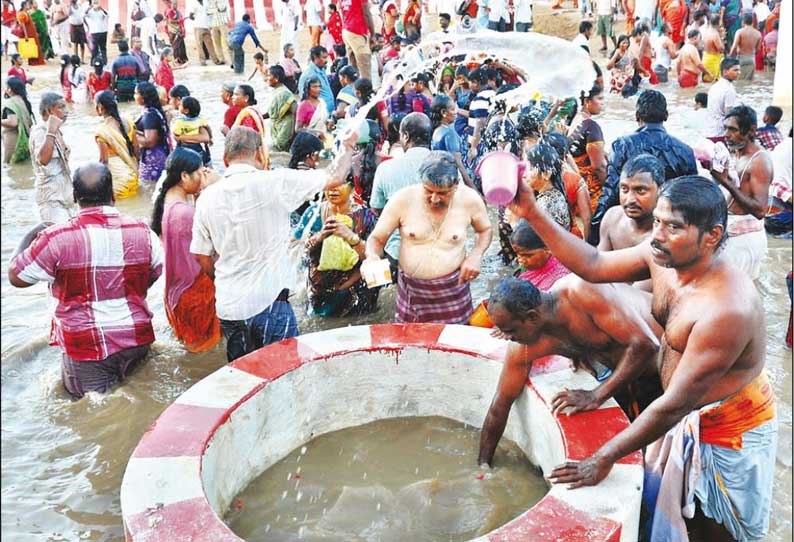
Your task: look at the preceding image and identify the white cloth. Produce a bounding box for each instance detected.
[190,163,327,321]
[635,0,656,20]
[28,125,77,223]
[68,3,86,25]
[706,78,737,138]
[770,137,792,202]
[596,0,613,17]
[722,214,767,279]
[514,0,533,23]
[188,2,212,29]
[135,16,158,57]
[753,2,770,23]
[305,0,324,26]
[487,0,507,22]
[84,7,108,34]
[572,33,589,50]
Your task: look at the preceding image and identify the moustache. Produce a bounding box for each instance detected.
[624,204,643,211]
[650,241,669,255]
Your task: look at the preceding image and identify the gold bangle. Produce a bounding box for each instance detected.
[349,235,361,246]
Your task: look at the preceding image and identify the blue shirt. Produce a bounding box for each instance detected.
[454,87,472,137]
[228,21,261,48]
[432,124,462,154]
[590,123,697,244]
[298,62,335,115]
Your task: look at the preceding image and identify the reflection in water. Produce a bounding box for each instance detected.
[0,47,791,542]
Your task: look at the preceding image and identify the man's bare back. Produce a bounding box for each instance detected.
[678,42,705,74]
[731,25,762,56]
[703,25,724,53]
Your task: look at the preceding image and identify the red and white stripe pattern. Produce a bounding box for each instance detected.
[121,324,643,542]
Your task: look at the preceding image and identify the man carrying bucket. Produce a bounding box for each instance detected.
[364,151,492,324]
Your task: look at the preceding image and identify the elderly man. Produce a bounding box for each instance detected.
[130,36,151,82]
[369,112,432,277]
[190,126,357,362]
[28,92,75,224]
[365,151,492,324]
[702,105,772,279]
[589,90,697,245]
[298,45,335,115]
[507,174,776,542]
[599,154,664,251]
[8,163,163,399]
[478,274,662,465]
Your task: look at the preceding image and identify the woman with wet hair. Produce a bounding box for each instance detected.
[524,143,572,231]
[151,147,221,353]
[1,76,34,164]
[134,81,171,182]
[430,94,474,189]
[69,54,88,104]
[567,83,607,212]
[296,75,331,145]
[543,131,591,240]
[94,90,138,198]
[348,119,382,206]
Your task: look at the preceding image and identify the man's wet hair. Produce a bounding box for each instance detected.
[579,21,594,34]
[118,39,129,53]
[636,90,668,124]
[468,67,488,85]
[489,277,543,319]
[253,51,265,61]
[419,151,459,188]
[439,12,451,21]
[720,56,740,73]
[694,92,708,108]
[622,153,665,185]
[309,45,327,60]
[400,112,431,147]
[764,105,783,125]
[73,163,114,207]
[743,13,753,25]
[725,105,757,134]
[659,175,728,249]
[687,28,701,40]
[169,84,190,99]
[510,219,546,250]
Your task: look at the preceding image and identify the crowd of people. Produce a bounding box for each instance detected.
[1,1,791,541]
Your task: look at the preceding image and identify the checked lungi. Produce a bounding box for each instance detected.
[396,268,473,324]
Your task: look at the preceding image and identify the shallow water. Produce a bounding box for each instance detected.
[0,47,791,542]
[226,416,548,542]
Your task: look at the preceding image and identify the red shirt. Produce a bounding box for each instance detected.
[327,11,343,44]
[1,4,16,27]
[9,207,163,361]
[223,104,242,129]
[339,0,369,36]
[154,61,174,94]
[7,66,27,84]
[87,71,112,101]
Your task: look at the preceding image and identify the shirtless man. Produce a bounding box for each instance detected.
[729,14,762,80]
[599,153,663,252]
[478,275,662,466]
[677,29,711,87]
[701,13,725,82]
[364,150,492,324]
[701,105,772,279]
[506,174,776,542]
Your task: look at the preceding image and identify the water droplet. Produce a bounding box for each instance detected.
[362,472,367,479]
[300,446,307,455]
[281,490,288,500]
[296,491,303,502]
[265,524,271,533]
[376,502,381,511]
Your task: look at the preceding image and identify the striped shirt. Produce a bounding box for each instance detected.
[468,87,495,142]
[10,206,163,361]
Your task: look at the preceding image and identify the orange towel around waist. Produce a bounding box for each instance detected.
[699,371,776,450]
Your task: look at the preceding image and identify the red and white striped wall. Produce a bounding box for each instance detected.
[120,323,643,542]
[101,0,277,31]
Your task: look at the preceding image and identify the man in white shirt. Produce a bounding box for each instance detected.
[68,0,87,62]
[572,20,595,54]
[84,0,109,64]
[705,57,740,139]
[205,0,230,63]
[514,0,533,31]
[305,0,324,47]
[190,126,356,362]
[486,0,507,31]
[188,0,222,66]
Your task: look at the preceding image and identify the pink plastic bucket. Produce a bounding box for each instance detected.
[476,151,524,206]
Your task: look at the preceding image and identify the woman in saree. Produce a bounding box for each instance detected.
[163,0,188,65]
[296,76,331,146]
[567,83,607,212]
[29,0,53,60]
[15,1,44,65]
[94,91,138,198]
[721,0,742,47]
[1,76,34,164]
[293,180,380,318]
[134,81,171,183]
[231,83,270,168]
[151,147,221,353]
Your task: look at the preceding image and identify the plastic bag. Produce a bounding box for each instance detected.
[18,38,38,59]
[317,214,360,272]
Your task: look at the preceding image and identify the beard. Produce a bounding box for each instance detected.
[725,138,748,152]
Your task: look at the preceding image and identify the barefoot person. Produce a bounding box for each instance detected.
[677,29,710,87]
[701,13,724,82]
[506,174,776,542]
[364,151,492,324]
[728,13,762,80]
[478,274,662,467]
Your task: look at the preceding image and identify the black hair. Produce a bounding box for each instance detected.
[236,83,257,105]
[400,112,432,147]
[526,143,567,205]
[622,153,665,185]
[658,175,727,249]
[154,13,164,23]
[439,12,451,20]
[309,45,327,60]
[542,132,570,162]
[720,56,740,73]
[580,83,603,106]
[181,96,201,118]
[772,19,778,30]
[516,108,543,139]
[269,64,286,83]
[151,147,203,236]
[764,105,783,125]
[333,43,347,58]
[10,52,21,63]
[339,64,358,82]
[242,13,251,22]
[135,81,169,138]
[5,76,34,122]
[289,131,324,168]
[468,67,488,85]
[579,20,594,34]
[70,54,81,79]
[328,3,337,10]
[253,51,265,61]
[429,94,453,132]
[118,39,129,53]
[743,13,753,25]
[455,65,469,78]
[73,163,114,207]
[95,90,134,156]
[687,28,701,39]
[301,76,321,100]
[387,112,406,145]
[351,119,381,203]
[353,77,373,103]
[488,276,543,319]
[510,219,546,250]
[636,90,667,124]
[694,92,708,107]
[59,54,72,85]
[724,105,757,134]
[169,84,190,99]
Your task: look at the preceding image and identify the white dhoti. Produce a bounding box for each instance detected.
[721,214,767,280]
